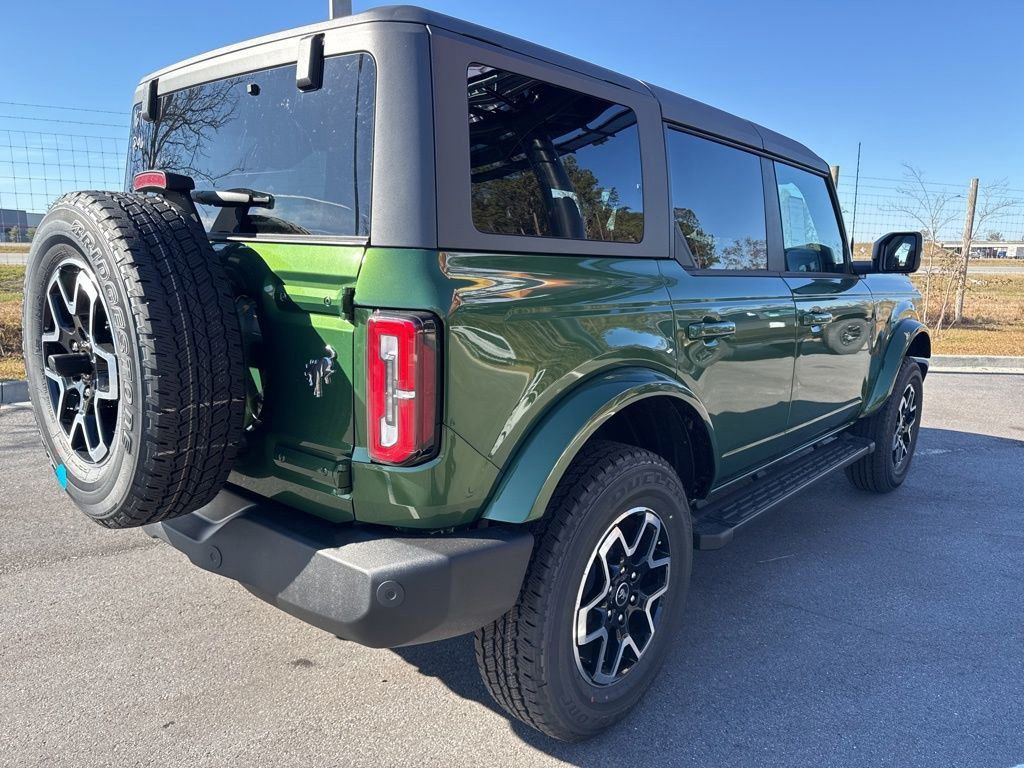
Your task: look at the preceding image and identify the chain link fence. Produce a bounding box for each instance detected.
[0,103,129,251]
[836,174,1024,258]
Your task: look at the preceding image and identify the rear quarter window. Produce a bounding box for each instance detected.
[467,64,644,243]
[127,53,376,239]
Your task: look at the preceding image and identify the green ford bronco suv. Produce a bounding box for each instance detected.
[22,6,930,741]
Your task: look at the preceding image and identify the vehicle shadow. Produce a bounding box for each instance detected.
[391,426,1024,767]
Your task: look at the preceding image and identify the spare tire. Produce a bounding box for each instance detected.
[22,191,246,528]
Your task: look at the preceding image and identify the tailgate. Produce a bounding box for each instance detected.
[223,241,364,522]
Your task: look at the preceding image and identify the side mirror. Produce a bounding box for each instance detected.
[873,231,922,273]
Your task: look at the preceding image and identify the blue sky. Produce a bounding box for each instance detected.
[2,0,1022,187]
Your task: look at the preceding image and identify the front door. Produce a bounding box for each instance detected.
[771,162,873,439]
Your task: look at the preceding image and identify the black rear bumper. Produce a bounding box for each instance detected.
[144,488,534,648]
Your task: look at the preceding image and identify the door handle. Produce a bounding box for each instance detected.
[801,310,834,326]
[687,320,736,340]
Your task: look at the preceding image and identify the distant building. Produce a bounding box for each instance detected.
[936,239,1024,259]
[0,208,43,241]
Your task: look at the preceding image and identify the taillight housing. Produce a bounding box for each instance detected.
[366,311,441,465]
[132,170,168,191]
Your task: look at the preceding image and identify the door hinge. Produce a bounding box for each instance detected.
[341,286,355,323]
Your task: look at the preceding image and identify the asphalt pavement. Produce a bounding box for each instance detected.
[1,372,1022,768]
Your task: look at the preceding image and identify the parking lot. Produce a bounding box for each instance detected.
[1,371,1022,768]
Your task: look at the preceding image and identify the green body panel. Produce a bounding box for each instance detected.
[221,241,365,523]
[220,242,925,531]
[483,368,715,524]
[861,274,929,416]
[657,261,798,481]
[349,426,499,528]
[351,249,680,528]
[782,275,874,448]
[356,250,679,468]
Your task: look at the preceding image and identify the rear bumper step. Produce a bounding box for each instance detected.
[145,488,534,648]
[692,435,875,550]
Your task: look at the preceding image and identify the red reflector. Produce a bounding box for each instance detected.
[133,170,167,191]
[367,312,440,465]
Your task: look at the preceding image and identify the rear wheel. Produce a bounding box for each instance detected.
[475,440,692,741]
[845,358,924,492]
[22,191,246,528]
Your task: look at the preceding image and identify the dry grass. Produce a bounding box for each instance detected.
[0,266,25,380]
[0,243,30,254]
[970,258,1024,268]
[0,356,25,380]
[910,273,1024,355]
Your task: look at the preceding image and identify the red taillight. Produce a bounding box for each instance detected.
[367,311,440,465]
[133,170,167,191]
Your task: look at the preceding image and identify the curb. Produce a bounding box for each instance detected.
[930,355,1024,374]
[0,380,29,405]
[932,355,1024,368]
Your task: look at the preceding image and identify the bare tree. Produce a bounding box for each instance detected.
[889,165,960,325]
[137,77,245,184]
[952,179,1018,323]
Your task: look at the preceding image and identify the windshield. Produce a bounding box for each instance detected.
[127,53,376,238]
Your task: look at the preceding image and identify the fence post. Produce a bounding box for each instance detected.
[955,178,979,324]
[829,165,840,188]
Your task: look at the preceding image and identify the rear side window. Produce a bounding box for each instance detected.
[774,162,846,273]
[665,128,767,270]
[127,53,376,238]
[467,64,644,243]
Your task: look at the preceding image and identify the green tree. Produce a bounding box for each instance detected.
[719,237,767,270]
[471,168,547,236]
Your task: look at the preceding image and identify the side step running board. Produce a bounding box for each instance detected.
[692,435,875,550]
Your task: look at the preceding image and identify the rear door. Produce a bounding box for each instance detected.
[769,162,873,440]
[661,127,797,482]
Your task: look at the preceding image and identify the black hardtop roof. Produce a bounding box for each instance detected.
[140,4,827,173]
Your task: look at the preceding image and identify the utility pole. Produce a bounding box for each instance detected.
[829,165,840,188]
[955,178,979,324]
[329,0,352,19]
[850,143,861,252]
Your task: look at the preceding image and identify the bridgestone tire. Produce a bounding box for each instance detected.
[845,358,924,493]
[22,191,246,528]
[475,440,693,741]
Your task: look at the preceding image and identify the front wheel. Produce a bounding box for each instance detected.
[845,358,924,492]
[475,440,692,741]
